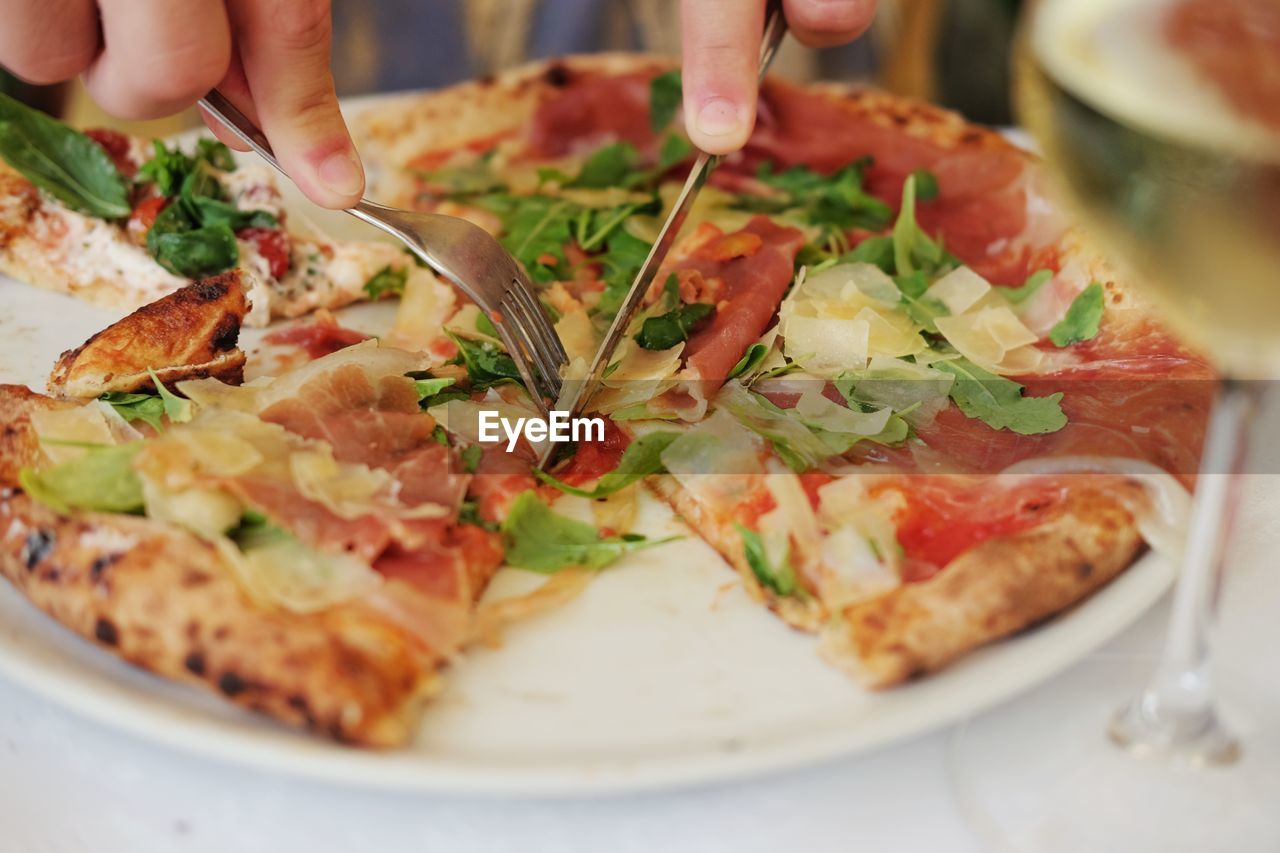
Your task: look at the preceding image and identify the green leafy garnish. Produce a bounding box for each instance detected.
[535,431,680,499]
[570,142,638,189]
[136,139,237,196]
[657,133,693,170]
[727,342,770,380]
[893,173,947,276]
[0,92,130,219]
[932,356,1067,435]
[413,376,457,401]
[100,392,166,431]
[148,370,193,424]
[363,265,408,299]
[649,70,683,132]
[1049,281,1105,347]
[1003,268,1053,305]
[841,235,896,273]
[19,443,144,514]
[228,510,290,551]
[735,524,798,596]
[635,302,715,350]
[459,443,484,474]
[448,332,523,390]
[910,168,940,201]
[739,161,891,234]
[147,214,239,278]
[458,499,498,531]
[501,491,673,573]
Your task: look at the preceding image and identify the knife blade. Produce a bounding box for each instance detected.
[558,3,789,425]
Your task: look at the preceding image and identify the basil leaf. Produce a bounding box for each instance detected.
[502,491,673,572]
[148,215,239,278]
[1003,268,1054,305]
[1049,281,1105,347]
[136,140,191,196]
[535,431,680,499]
[99,392,165,431]
[649,70,683,132]
[0,92,130,219]
[635,302,715,350]
[448,332,523,390]
[19,443,144,514]
[932,356,1067,435]
[363,265,408,299]
[186,195,277,230]
[735,524,798,596]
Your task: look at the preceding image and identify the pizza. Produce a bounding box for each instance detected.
[0,92,427,327]
[0,55,1212,746]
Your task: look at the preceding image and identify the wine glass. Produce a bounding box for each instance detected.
[947,0,1280,849]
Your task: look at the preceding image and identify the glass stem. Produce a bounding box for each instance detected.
[1109,377,1258,764]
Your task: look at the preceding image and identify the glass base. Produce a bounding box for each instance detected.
[1108,688,1241,765]
[947,658,1280,853]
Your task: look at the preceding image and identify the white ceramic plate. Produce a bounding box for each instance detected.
[0,107,1175,796]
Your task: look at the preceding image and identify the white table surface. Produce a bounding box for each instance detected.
[3,466,1274,853]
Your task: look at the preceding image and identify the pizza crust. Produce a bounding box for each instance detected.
[0,387,445,747]
[651,473,1147,687]
[48,271,247,398]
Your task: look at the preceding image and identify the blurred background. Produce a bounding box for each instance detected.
[0,0,1021,136]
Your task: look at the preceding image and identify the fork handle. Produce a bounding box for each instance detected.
[198,91,288,179]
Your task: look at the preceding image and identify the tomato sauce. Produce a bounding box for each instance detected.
[554,419,630,487]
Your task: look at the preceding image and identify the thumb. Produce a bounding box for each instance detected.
[227,0,363,209]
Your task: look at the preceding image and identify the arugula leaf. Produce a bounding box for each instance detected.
[910,168,940,201]
[1003,268,1053,305]
[100,392,166,431]
[363,265,408,299]
[744,161,891,233]
[413,376,457,401]
[932,356,1067,435]
[458,499,498,531]
[570,142,638,189]
[649,70,683,132]
[459,443,484,474]
[501,491,673,572]
[635,302,715,350]
[147,370,193,424]
[491,195,575,281]
[841,235,896,273]
[228,510,291,551]
[535,431,679,498]
[0,92,130,219]
[596,227,653,317]
[1049,281,1105,347]
[448,332,523,390]
[19,443,144,514]
[892,173,947,276]
[657,133,693,170]
[137,139,237,197]
[727,343,770,380]
[735,524,798,596]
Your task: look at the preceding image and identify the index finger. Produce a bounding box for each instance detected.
[227,0,363,209]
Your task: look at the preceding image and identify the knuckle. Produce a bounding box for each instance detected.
[8,49,93,85]
[130,40,230,106]
[267,0,332,53]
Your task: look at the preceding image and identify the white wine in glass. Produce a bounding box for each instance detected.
[949,0,1280,849]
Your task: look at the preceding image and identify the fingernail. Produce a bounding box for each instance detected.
[317,149,364,197]
[695,98,745,138]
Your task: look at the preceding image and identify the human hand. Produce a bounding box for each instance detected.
[0,0,363,209]
[681,0,877,154]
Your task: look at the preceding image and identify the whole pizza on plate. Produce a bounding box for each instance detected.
[0,55,1210,747]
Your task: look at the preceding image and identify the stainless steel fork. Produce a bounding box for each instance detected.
[198,90,568,415]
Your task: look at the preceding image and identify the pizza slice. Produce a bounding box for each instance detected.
[0,93,413,326]
[352,56,1211,685]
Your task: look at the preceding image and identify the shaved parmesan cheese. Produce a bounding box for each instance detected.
[660,410,766,508]
[386,267,456,352]
[794,390,893,436]
[814,476,906,607]
[854,306,927,358]
[935,306,1044,374]
[554,308,598,364]
[804,262,900,305]
[926,266,992,315]
[759,468,823,579]
[141,477,242,540]
[29,406,120,464]
[782,314,870,373]
[591,339,685,414]
[217,536,383,614]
